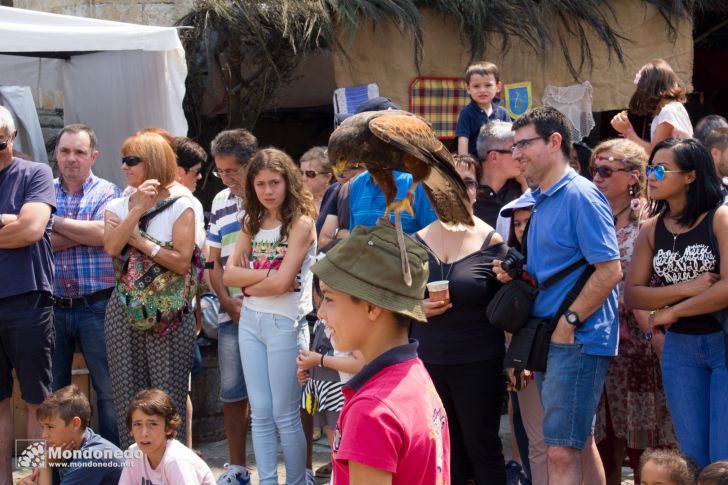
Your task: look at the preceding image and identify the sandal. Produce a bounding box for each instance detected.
[315,462,332,478]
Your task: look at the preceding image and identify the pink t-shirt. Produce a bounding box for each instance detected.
[119,439,215,485]
[332,343,450,485]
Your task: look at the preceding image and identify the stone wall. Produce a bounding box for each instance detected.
[14,0,195,26]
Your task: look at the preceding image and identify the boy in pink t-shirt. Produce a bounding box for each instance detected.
[311,225,450,485]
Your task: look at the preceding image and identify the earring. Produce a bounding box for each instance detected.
[629,184,636,197]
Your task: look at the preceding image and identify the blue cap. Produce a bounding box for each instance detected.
[499,191,536,218]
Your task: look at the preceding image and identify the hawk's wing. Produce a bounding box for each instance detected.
[368,113,474,229]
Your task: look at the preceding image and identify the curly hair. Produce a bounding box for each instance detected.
[243,147,316,241]
[591,138,647,222]
[629,59,687,116]
[640,448,697,485]
[126,388,181,439]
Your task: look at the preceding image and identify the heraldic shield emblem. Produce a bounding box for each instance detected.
[504,82,532,119]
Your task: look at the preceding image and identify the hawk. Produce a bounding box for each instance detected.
[328,110,475,286]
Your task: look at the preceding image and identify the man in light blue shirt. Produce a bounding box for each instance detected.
[348,170,437,234]
[497,107,622,484]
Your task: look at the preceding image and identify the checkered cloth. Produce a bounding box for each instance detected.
[409,77,470,139]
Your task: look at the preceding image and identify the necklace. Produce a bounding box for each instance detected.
[612,202,631,226]
[665,214,681,253]
[439,222,466,282]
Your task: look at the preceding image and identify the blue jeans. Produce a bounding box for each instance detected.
[661,330,728,468]
[537,343,610,449]
[53,299,119,446]
[238,307,307,485]
[218,320,247,402]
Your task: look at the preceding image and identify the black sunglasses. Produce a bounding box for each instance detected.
[302,170,331,178]
[121,156,143,167]
[0,133,14,151]
[590,165,627,178]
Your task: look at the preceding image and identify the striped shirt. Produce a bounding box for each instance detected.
[53,173,121,297]
[207,188,243,297]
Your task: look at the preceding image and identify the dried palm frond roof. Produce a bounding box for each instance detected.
[176,0,722,135]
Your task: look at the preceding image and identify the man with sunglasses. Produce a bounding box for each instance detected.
[206,128,258,485]
[50,123,122,446]
[494,107,622,485]
[0,105,57,484]
[474,119,526,227]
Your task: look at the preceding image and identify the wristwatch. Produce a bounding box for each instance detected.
[563,309,582,327]
[150,244,161,258]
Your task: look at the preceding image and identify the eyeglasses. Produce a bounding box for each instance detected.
[511,136,548,153]
[302,170,331,179]
[121,156,143,167]
[590,165,627,178]
[646,165,686,181]
[463,180,479,190]
[212,166,243,179]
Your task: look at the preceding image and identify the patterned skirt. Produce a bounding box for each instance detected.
[301,379,345,415]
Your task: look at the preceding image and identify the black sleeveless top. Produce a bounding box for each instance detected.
[411,232,508,364]
[652,213,722,334]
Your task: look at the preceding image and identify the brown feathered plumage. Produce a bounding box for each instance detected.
[328,110,475,285]
[328,110,474,230]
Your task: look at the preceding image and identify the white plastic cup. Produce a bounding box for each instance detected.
[427,280,450,305]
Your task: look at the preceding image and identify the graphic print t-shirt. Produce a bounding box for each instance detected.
[242,224,315,321]
[651,213,721,334]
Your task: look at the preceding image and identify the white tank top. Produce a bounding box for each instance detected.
[243,224,315,321]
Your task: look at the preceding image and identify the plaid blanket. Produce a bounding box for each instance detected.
[409,77,470,139]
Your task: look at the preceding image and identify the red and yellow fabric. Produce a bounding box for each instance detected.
[409,77,470,139]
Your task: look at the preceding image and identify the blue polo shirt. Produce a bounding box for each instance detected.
[349,171,437,234]
[455,98,511,157]
[526,170,619,356]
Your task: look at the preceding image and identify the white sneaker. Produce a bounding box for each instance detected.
[305,468,316,485]
[217,463,251,485]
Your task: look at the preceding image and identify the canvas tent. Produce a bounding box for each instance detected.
[0,5,187,187]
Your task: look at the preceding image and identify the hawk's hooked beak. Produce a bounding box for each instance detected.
[333,159,348,177]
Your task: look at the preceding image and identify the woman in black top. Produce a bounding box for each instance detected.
[625,138,728,469]
[414,154,508,485]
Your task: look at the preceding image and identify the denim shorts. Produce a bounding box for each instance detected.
[537,342,610,449]
[218,320,248,402]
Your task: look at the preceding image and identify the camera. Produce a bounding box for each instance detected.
[501,247,526,280]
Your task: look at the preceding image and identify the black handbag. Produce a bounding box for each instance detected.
[488,257,589,334]
[504,263,595,372]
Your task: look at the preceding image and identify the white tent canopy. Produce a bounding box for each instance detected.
[0,6,188,187]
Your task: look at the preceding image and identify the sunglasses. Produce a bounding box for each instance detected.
[121,156,143,167]
[185,165,203,175]
[646,165,686,181]
[463,180,478,190]
[0,132,14,151]
[302,170,331,179]
[590,165,627,178]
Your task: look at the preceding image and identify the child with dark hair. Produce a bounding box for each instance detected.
[611,59,693,152]
[119,389,214,485]
[456,61,511,157]
[311,225,450,484]
[639,448,696,485]
[698,461,728,485]
[17,385,124,485]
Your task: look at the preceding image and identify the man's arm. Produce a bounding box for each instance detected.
[52,217,105,246]
[51,232,79,252]
[208,246,241,325]
[0,202,52,249]
[551,259,622,344]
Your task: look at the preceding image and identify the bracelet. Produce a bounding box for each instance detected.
[242,287,250,297]
[150,244,161,258]
[320,353,325,368]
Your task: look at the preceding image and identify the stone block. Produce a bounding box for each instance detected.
[141,3,177,26]
[92,2,143,23]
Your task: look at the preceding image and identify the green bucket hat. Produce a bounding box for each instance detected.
[311,225,429,322]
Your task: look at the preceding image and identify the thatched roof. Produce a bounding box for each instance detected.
[177,0,725,136]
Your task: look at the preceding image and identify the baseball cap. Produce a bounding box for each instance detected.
[311,225,429,322]
[334,96,402,125]
[499,191,536,218]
